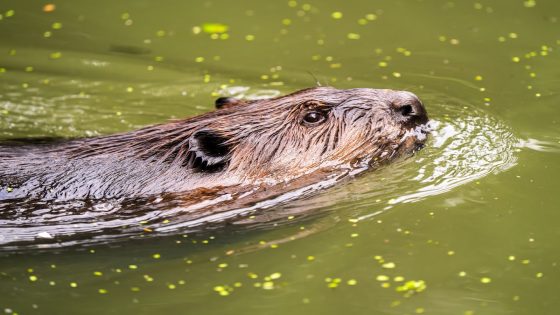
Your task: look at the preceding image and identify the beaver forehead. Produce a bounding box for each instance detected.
[284,87,383,102]
[264,87,418,107]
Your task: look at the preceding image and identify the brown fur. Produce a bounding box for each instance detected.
[0,87,428,201]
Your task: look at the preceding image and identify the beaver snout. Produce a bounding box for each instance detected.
[390,92,429,127]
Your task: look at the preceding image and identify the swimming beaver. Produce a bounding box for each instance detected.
[0,87,428,202]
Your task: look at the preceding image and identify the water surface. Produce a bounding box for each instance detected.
[1,0,559,314]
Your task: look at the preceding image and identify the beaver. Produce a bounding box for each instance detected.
[0,87,428,203]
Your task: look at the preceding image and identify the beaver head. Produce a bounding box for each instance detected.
[145,87,429,183]
[1,87,428,200]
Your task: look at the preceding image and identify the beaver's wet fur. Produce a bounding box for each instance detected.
[0,87,428,202]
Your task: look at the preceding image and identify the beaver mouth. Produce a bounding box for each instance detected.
[395,121,432,155]
[364,122,430,168]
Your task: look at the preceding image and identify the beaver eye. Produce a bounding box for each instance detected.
[302,111,327,125]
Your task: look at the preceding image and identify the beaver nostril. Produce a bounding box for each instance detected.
[398,104,414,116]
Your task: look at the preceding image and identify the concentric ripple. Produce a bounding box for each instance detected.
[385,103,518,206]
[0,95,519,249]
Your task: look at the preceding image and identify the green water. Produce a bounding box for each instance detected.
[1,0,559,314]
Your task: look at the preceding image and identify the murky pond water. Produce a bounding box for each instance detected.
[1,0,559,314]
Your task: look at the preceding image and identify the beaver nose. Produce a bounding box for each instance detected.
[391,93,428,125]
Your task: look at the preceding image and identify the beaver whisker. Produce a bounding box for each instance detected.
[329,124,340,151]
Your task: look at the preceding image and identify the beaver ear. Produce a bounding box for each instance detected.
[188,129,231,171]
[215,97,246,109]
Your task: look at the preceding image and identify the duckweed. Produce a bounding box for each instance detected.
[202,23,228,34]
[480,277,492,284]
[331,12,343,19]
[396,280,427,294]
